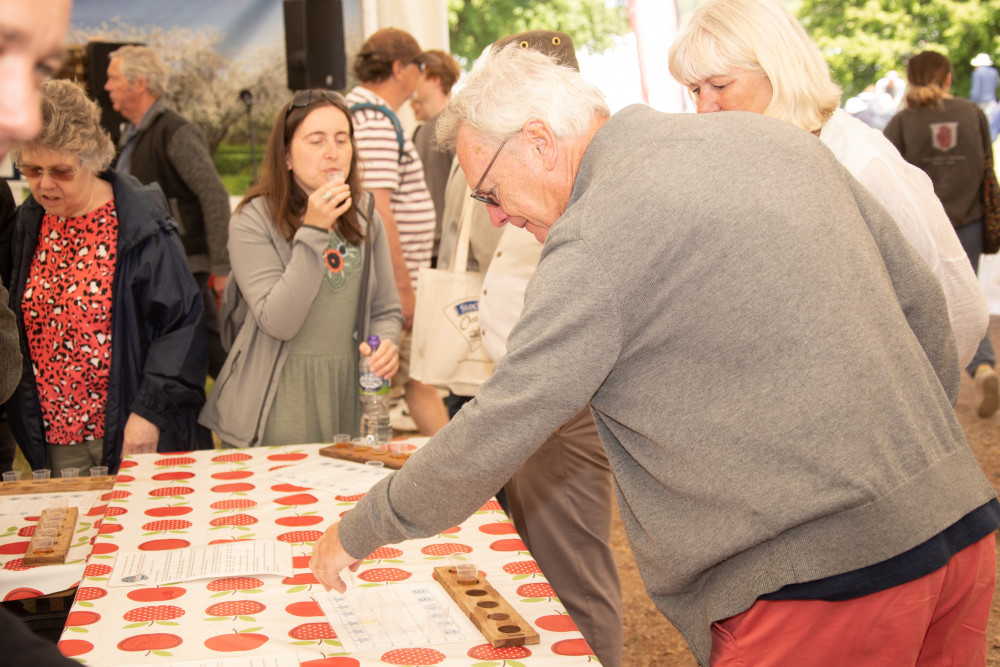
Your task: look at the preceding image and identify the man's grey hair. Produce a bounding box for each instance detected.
[436,44,609,152]
[108,45,169,99]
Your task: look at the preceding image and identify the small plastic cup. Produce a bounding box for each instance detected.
[333,433,351,450]
[388,441,410,461]
[31,469,51,483]
[45,497,68,511]
[39,521,61,536]
[2,471,21,483]
[60,467,79,479]
[35,527,58,540]
[355,590,379,625]
[371,440,388,455]
[89,466,108,478]
[41,510,64,523]
[30,535,55,555]
[365,460,384,470]
[351,437,370,453]
[455,562,478,584]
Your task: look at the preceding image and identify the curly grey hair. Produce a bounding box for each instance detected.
[10,79,115,172]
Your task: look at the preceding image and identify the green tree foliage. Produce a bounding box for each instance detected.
[448,0,630,66]
[798,0,1000,101]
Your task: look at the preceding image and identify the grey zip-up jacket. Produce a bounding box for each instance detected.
[338,106,997,664]
[199,194,401,447]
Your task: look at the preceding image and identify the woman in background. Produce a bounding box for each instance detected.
[667,0,993,416]
[7,79,209,474]
[200,89,401,447]
[885,50,998,418]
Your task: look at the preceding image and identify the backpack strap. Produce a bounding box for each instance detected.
[349,102,406,162]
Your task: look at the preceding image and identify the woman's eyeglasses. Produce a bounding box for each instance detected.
[16,162,80,181]
[286,89,348,118]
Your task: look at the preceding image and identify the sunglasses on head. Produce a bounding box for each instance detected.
[16,162,80,182]
[285,89,348,118]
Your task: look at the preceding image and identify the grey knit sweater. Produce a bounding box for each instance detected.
[339,105,997,665]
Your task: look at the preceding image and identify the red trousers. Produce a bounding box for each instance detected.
[711,535,996,666]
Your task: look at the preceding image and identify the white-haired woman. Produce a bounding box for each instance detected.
[667,0,989,382]
[7,79,210,474]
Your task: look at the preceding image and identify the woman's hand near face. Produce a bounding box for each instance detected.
[302,180,352,232]
[359,339,399,380]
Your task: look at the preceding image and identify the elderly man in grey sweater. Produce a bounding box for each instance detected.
[312,46,1000,665]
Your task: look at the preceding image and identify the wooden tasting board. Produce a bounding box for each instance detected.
[23,507,79,566]
[318,444,409,469]
[0,475,116,496]
[433,565,540,648]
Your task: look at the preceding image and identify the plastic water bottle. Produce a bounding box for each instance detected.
[359,335,392,446]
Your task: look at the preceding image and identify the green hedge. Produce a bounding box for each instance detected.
[213,143,259,196]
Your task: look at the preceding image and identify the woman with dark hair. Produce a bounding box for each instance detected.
[200,89,401,447]
[885,51,999,418]
[8,79,210,474]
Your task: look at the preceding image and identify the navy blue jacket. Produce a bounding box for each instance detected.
[6,169,211,470]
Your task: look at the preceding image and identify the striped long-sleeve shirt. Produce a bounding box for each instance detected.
[346,87,435,288]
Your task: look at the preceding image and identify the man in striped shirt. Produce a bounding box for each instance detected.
[347,28,449,435]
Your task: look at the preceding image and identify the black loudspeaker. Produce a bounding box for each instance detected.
[84,41,139,147]
[284,0,347,90]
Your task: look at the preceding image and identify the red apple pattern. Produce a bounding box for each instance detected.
[276,530,323,544]
[58,639,94,657]
[203,631,268,652]
[380,648,446,665]
[419,543,472,557]
[551,637,595,657]
[517,582,558,601]
[123,605,186,625]
[209,514,259,527]
[210,498,257,510]
[467,644,533,660]
[212,452,252,463]
[117,632,183,652]
[127,587,187,602]
[284,600,323,617]
[207,577,264,596]
[288,621,338,643]
[503,560,543,577]
[205,600,266,620]
[141,519,192,532]
[3,448,593,664]
[356,567,411,583]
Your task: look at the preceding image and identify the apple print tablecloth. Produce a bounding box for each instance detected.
[57,444,597,665]
[0,489,107,601]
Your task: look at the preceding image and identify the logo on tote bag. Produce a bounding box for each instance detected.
[444,299,483,352]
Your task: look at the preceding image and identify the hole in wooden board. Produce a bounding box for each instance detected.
[464,589,488,597]
[498,624,522,633]
[476,601,499,609]
[487,613,510,621]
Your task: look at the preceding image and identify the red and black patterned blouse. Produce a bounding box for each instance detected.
[21,200,118,445]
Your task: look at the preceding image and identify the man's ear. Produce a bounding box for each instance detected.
[391,60,406,80]
[523,119,558,170]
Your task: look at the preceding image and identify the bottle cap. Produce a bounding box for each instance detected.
[367,334,381,350]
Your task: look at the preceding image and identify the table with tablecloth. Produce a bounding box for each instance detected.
[0,481,111,602]
[54,443,597,665]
